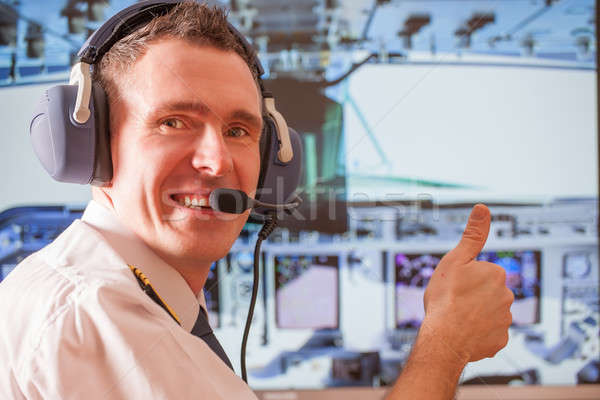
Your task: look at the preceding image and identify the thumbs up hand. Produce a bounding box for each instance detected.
[423,204,514,363]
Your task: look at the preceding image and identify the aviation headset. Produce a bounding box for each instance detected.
[29,0,302,218]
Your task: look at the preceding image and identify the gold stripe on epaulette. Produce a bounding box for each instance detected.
[128,264,181,325]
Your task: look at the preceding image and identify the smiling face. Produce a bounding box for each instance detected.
[100,38,262,273]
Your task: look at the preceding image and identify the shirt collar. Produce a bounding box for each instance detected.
[81,200,206,332]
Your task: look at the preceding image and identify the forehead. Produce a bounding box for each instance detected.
[119,38,261,121]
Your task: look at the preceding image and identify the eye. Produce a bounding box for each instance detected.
[161,118,185,129]
[226,126,249,138]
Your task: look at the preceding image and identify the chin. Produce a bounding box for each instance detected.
[179,245,231,266]
[155,215,247,263]
[175,233,237,262]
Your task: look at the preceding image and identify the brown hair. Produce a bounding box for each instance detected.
[93,1,260,101]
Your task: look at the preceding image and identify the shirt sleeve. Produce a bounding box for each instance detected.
[17,281,255,400]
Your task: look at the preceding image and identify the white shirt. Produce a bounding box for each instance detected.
[0,200,257,400]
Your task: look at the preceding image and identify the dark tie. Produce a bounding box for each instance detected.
[191,307,234,371]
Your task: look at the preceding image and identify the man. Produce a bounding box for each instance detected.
[0,2,513,399]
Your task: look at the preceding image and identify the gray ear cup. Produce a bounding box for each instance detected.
[89,83,112,186]
[30,84,98,184]
[254,120,303,218]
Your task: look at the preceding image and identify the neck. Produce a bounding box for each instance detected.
[92,186,114,210]
[153,252,211,297]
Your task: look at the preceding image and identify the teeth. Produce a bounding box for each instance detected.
[175,195,208,209]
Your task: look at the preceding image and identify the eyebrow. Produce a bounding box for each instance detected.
[149,101,263,132]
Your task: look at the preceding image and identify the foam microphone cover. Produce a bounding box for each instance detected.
[209,188,250,214]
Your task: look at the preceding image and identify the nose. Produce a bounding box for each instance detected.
[190,125,234,178]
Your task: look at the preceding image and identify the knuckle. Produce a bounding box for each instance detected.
[491,332,510,357]
[493,264,507,284]
[499,309,513,327]
[505,289,515,305]
[506,311,513,327]
[462,227,485,243]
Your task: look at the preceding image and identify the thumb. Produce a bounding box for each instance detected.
[445,204,491,264]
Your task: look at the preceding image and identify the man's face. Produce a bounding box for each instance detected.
[104,39,262,267]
